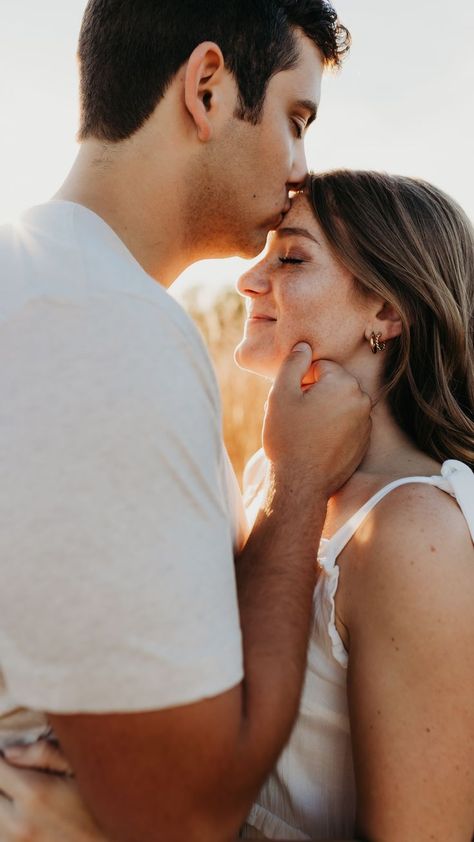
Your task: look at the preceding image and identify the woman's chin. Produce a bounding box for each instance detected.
[234,343,275,380]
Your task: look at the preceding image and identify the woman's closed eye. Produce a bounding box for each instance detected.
[279,256,304,265]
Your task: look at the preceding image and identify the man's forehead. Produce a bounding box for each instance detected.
[276,33,324,102]
[293,28,325,72]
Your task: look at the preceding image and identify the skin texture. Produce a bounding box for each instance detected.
[0,31,373,842]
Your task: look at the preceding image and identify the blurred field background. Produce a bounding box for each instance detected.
[178,286,270,485]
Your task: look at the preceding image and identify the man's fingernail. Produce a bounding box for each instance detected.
[293,342,310,353]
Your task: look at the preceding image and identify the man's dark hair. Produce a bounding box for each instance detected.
[78,0,350,142]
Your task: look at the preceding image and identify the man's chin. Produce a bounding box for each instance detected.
[233,224,272,259]
[238,239,267,261]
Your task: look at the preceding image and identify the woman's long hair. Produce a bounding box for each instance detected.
[307,170,474,468]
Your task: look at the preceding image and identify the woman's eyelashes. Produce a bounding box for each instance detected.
[279,256,304,265]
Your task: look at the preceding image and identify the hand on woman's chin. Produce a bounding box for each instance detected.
[235,341,319,388]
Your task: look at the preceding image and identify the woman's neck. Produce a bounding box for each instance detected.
[323,397,441,538]
[357,398,440,478]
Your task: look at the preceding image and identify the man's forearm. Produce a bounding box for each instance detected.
[227,468,328,809]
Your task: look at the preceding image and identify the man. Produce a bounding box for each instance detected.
[0,2,370,840]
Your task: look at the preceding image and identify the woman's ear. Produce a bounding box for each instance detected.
[366,301,403,342]
[184,42,226,142]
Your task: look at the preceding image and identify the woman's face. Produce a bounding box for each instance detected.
[235,194,377,381]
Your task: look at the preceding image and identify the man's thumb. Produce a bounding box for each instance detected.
[274,342,314,393]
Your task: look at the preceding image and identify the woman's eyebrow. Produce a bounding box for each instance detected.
[277,227,320,245]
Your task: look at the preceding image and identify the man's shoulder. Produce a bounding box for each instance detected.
[0,201,215,384]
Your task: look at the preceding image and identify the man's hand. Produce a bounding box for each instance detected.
[263,343,371,497]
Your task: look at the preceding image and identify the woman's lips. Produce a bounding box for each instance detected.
[246,315,277,322]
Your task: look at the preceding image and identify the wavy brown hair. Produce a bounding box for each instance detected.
[307,170,474,468]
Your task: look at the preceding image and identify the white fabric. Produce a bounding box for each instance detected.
[0,200,245,745]
[242,452,474,840]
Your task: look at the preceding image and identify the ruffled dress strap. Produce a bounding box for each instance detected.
[316,459,474,670]
[440,460,474,541]
[326,459,474,561]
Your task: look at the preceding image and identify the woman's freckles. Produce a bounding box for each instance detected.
[235,194,369,381]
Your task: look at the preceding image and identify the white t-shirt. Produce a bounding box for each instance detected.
[0,200,245,746]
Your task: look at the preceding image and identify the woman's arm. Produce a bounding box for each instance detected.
[341,482,474,841]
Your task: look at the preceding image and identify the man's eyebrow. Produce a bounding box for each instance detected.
[296,99,318,126]
[277,226,320,245]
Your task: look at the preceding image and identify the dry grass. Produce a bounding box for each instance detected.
[179,285,270,486]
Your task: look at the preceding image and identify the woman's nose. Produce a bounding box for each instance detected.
[237,263,272,297]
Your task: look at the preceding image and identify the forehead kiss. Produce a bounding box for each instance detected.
[235,190,363,381]
[266,193,328,265]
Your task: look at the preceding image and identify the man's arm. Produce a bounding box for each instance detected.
[44,349,370,842]
[0,744,364,842]
[48,483,323,842]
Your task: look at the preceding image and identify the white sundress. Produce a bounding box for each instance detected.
[241,457,474,841]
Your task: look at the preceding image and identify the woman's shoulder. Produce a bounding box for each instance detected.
[361,473,472,553]
[341,473,474,633]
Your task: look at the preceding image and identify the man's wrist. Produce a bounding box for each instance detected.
[250,463,329,557]
[265,460,330,510]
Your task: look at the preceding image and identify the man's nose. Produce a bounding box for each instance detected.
[288,142,309,191]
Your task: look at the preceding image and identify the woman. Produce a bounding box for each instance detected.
[237,171,474,840]
[0,170,473,841]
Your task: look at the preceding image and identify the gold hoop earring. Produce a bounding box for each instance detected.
[369,332,386,354]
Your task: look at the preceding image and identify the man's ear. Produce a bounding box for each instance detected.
[366,301,403,342]
[184,42,226,142]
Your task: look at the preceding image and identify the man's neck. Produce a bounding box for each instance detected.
[54,141,191,287]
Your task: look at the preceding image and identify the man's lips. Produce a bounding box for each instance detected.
[268,203,291,229]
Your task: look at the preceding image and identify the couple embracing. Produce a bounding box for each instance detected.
[0,1,473,841]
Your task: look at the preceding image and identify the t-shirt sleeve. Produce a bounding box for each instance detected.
[0,296,243,713]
